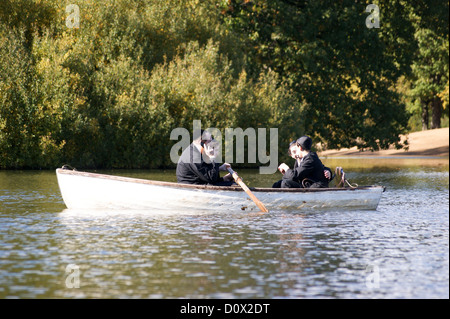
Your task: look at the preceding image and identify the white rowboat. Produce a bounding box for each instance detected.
[56,168,384,212]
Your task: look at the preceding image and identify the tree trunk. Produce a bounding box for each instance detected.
[431,97,442,129]
[421,100,429,131]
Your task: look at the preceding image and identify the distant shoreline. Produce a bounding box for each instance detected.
[318,127,449,158]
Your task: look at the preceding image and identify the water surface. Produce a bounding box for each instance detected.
[0,158,448,298]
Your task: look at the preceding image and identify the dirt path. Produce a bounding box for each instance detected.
[318,127,449,158]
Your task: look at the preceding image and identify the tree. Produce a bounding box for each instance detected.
[410,29,449,130]
[221,0,416,151]
[1,0,301,169]
[406,0,449,130]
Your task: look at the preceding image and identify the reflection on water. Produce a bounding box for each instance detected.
[0,159,448,298]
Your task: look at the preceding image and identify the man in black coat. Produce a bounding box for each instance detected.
[274,136,332,188]
[176,130,234,186]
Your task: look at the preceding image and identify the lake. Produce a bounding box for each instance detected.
[0,158,448,299]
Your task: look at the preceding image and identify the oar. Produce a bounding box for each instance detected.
[227,167,269,213]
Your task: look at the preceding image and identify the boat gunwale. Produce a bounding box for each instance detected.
[56,168,384,193]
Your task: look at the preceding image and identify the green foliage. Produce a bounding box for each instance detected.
[221,0,416,151]
[408,27,449,128]
[1,0,298,169]
[0,28,65,168]
[391,0,449,132]
[0,0,447,169]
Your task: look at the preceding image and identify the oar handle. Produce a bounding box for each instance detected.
[227,167,239,180]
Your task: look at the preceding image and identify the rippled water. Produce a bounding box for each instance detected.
[0,159,448,299]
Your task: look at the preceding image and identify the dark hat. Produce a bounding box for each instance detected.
[297,135,312,150]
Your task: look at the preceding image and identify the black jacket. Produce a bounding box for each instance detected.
[176,143,222,185]
[283,152,330,188]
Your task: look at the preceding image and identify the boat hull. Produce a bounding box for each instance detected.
[56,169,384,212]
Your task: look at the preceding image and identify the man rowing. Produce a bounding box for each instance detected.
[176,130,235,186]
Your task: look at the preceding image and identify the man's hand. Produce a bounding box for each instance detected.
[223,173,233,182]
[278,163,289,175]
[324,169,331,180]
[219,163,231,171]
